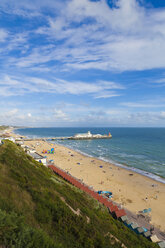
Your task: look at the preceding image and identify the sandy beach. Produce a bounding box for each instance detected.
[21,138,165,232]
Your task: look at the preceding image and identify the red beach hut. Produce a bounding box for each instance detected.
[108,205,119,213]
[114,209,126,219]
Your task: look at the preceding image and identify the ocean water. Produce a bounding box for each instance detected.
[15,127,165,183]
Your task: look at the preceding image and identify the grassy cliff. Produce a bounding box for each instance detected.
[0,141,158,248]
[0,125,9,131]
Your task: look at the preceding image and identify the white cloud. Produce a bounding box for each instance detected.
[0,0,165,127]
[74,109,165,126]
[0,75,124,98]
[159,111,165,119]
[155,78,165,84]
[31,0,165,71]
[0,108,19,125]
[0,29,8,42]
[0,0,64,18]
[1,104,165,127]
[120,101,165,108]
[127,111,165,122]
[53,109,69,121]
[6,108,18,117]
[94,91,120,99]
[1,0,165,72]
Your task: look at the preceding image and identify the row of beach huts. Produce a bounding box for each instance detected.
[0,137,48,166]
[48,164,165,248]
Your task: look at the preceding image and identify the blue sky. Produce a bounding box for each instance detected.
[0,0,165,127]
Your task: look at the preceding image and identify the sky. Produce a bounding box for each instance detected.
[0,0,165,127]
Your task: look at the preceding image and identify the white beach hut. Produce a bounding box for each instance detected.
[4,137,15,143]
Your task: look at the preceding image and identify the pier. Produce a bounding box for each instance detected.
[17,131,112,141]
[19,137,70,141]
[19,135,112,141]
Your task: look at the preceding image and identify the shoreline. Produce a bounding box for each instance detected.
[53,142,165,185]
[50,141,165,186]
[21,139,165,232]
[14,128,165,184]
[9,128,165,232]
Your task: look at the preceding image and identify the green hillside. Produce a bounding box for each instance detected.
[0,141,158,248]
[0,125,9,131]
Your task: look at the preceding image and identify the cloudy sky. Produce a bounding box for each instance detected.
[0,0,165,127]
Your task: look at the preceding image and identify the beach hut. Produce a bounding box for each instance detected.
[17,141,24,145]
[158,241,165,248]
[114,209,126,219]
[136,227,145,235]
[150,234,160,243]
[30,152,47,166]
[143,227,148,232]
[4,137,15,143]
[106,201,114,207]
[119,215,128,222]
[130,222,139,230]
[102,198,108,206]
[92,192,98,198]
[27,148,36,154]
[99,197,105,204]
[108,205,119,214]
[143,231,151,239]
[94,194,100,201]
[103,200,110,207]
[124,219,132,227]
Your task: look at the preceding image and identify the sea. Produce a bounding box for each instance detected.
[15,127,165,184]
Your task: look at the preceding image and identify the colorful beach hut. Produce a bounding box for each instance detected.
[150,234,161,243]
[136,227,145,235]
[119,215,128,222]
[108,205,119,214]
[103,200,110,207]
[124,219,132,227]
[158,241,165,248]
[143,231,151,239]
[106,201,114,208]
[130,222,139,230]
[114,209,126,219]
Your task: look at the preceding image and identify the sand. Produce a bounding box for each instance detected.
[21,139,165,232]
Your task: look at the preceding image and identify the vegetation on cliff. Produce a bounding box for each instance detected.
[0,125,9,131]
[0,141,158,248]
